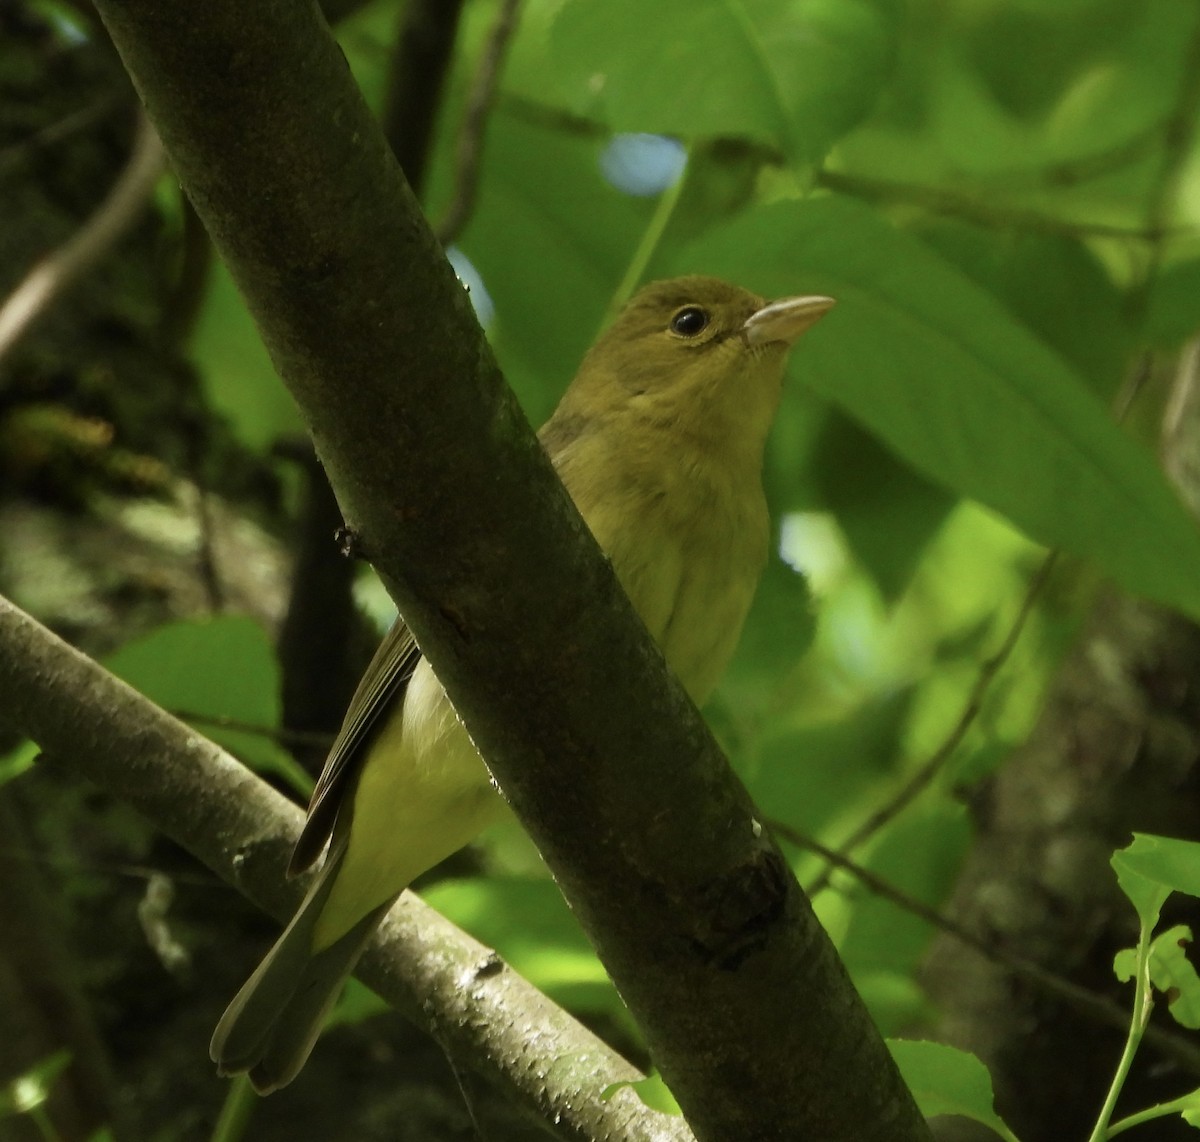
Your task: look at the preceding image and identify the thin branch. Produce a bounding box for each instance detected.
[0,592,693,1142]
[1036,121,1167,189]
[0,110,164,365]
[188,482,225,614]
[382,0,465,200]
[501,93,609,139]
[604,153,690,325]
[816,169,1178,243]
[167,710,334,750]
[0,94,125,177]
[158,197,213,347]
[806,552,1057,897]
[274,448,365,771]
[774,823,1200,1078]
[435,0,522,246]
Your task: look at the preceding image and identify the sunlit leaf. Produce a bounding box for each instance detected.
[1113,834,1200,931]
[550,0,897,161]
[423,877,621,1017]
[105,616,309,794]
[888,1040,1020,1142]
[678,196,1200,619]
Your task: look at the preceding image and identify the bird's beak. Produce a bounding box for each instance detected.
[743,294,836,346]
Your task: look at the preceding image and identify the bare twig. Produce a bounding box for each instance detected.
[435,0,522,246]
[0,95,124,177]
[168,710,334,750]
[382,0,465,199]
[1036,122,1166,189]
[807,552,1057,897]
[189,482,225,614]
[158,198,213,347]
[774,822,1200,1077]
[816,169,1178,244]
[501,94,607,139]
[0,110,164,364]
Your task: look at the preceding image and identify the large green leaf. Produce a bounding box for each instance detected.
[916,224,1131,401]
[676,195,1200,618]
[548,0,896,161]
[888,1040,1020,1142]
[742,691,910,838]
[964,0,1194,164]
[810,411,956,599]
[105,616,308,792]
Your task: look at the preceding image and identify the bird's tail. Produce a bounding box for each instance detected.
[209,853,393,1094]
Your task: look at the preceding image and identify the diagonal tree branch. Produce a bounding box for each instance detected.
[0,593,690,1142]
[85,3,927,1138]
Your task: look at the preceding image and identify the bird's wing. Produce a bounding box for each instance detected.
[288,618,422,875]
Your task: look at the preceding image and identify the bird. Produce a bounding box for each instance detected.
[210,275,835,1092]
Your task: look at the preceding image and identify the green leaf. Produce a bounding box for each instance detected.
[104,616,309,794]
[1115,834,1200,902]
[1113,946,1138,984]
[964,1,1194,163]
[188,262,304,452]
[549,0,896,161]
[1112,835,1200,940]
[917,224,1131,402]
[1146,261,1200,349]
[1111,925,1200,1030]
[840,803,971,983]
[887,1040,1021,1142]
[746,691,911,837]
[717,551,816,718]
[1147,925,1200,1029]
[677,196,1200,619]
[811,411,956,599]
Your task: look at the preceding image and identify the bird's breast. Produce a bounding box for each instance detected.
[564,438,769,706]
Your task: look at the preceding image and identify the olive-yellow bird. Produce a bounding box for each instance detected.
[210,276,834,1092]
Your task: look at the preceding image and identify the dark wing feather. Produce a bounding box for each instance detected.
[288,619,422,875]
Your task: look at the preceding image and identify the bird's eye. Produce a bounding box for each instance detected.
[669,306,709,338]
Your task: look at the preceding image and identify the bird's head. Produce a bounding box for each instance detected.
[552,276,834,457]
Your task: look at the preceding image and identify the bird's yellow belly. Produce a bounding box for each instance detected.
[314,659,503,947]
[597,487,765,706]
